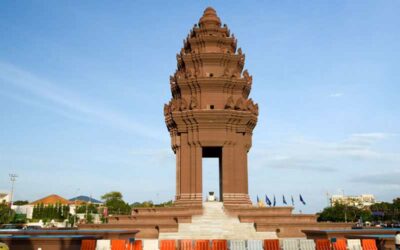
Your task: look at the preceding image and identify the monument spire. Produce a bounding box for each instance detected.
[199,7,221,28]
[164,7,258,207]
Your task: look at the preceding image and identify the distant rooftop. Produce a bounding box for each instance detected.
[30,194,72,205]
[69,195,102,204]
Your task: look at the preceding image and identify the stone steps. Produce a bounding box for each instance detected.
[159,202,277,240]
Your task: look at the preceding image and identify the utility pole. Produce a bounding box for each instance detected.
[9,174,18,207]
[326,192,331,207]
[342,189,347,223]
[9,174,18,217]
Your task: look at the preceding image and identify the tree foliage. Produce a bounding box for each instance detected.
[12,213,27,224]
[369,198,400,221]
[318,203,372,222]
[75,203,98,214]
[32,203,69,221]
[101,192,123,201]
[318,197,400,223]
[131,200,174,208]
[13,200,29,206]
[0,202,14,224]
[101,191,130,215]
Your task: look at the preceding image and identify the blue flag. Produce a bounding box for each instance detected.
[273,195,276,207]
[257,195,260,203]
[300,194,306,205]
[265,195,272,206]
[291,195,294,206]
[283,195,287,205]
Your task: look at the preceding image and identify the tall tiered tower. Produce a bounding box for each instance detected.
[164,7,258,207]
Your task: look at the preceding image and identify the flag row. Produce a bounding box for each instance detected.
[256,194,306,206]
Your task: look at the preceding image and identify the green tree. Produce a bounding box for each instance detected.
[155,200,174,207]
[101,191,123,201]
[85,213,94,223]
[63,205,70,220]
[76,203,98,214]
[0,202,14,224]
[68,214,78,227]
[13,200,29,206]
[101,191,131,215]
[318,203,372,222]
[12,213,27,224]
[370,198,400,221]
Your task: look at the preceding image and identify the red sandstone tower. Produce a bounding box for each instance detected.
[164,7,259,207]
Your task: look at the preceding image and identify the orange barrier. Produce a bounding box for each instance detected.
[264,239,280,250]
[361,239,378,250]
[81,240,96,250]
[128,240,143,250]
[316,239,331,250]
[112,239,127,250]
[333,239,346,250]
[195,240,210,250]
[212,240,227,250]
[180,240,193,250]
[160,240,176,250]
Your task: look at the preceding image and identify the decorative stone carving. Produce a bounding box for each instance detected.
[170,99,179,111]
[238,55,245,68]
[194,65,200,77]
[170,75,176,86]
[253,103,259,115]
[235,97,245,110]
[232,71,241,78]
[189,96,198,110]
[243,69,252,83]
[180,98,188,111]
[225,96,235,109]
[223,65,230,77]
[164,103,170,116]
[245,98,253,111]
[185,68,193,79]
[164,7,259,207]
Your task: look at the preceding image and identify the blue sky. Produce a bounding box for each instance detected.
[0,1,399,213]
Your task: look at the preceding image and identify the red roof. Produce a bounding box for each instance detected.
[30,194,74,205]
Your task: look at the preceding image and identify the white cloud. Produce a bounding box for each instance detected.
[0,61,163,141]
[351,171,400,187]
[252,132,397,172]
[330,93,344,98]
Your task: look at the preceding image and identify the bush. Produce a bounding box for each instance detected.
[0,202,14,224]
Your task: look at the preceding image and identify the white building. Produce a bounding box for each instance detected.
[0,192,11,203]
[330,194,376,208]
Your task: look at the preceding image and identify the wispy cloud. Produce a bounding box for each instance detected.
[351,171,400,187]
[0,61,163,141]
[330,92,344,98]
[253,133,397,172]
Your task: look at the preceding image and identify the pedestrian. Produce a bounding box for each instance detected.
[395,231,400,250]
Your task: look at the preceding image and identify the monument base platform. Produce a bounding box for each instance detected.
[79,202,352,239]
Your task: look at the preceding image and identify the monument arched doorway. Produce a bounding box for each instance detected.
[202,147,223,202]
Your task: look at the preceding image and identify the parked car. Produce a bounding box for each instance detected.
[23,225,42,230]
[0,224,23,231]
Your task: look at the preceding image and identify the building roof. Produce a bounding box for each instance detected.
[0,193,9,199]
[69,195,102,204]
[30,194,73,205]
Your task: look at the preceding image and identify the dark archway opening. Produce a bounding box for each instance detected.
[202,147,223,201]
